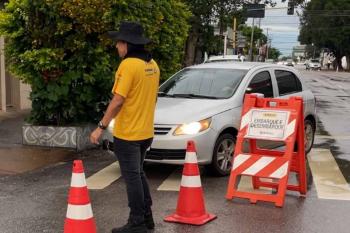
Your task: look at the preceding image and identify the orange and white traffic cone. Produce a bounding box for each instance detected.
[64,160,97,233]
[164,141,216,225]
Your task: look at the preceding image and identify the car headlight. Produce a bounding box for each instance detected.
[173,118,212,136]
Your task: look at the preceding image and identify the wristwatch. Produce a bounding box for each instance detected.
[98,121,107,130]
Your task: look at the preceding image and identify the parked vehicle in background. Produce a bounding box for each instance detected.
[284,59,294,67]
[305,59,321,70]
[104,62,317,176]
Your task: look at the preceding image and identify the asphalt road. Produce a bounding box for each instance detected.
[1,68,350,233]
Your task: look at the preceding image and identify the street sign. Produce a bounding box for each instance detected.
[244,4,265,18]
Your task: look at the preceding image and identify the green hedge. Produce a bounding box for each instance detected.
[0,0,190,125]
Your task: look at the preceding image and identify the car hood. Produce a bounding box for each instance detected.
[155,97,235,124]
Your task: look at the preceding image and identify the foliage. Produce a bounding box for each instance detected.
[107,0,191,81]
[268,47,281,60]
[183,0,277,65]
[239,24,267,55]
[0,0,190,125]
[298,0,350,69]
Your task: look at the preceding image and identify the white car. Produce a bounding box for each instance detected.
[104,62,316,176]
[205,55,245,63]
[306,59,321,70]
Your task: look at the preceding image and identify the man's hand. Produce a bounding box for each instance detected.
[90,128,103,145]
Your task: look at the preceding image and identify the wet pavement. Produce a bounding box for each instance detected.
[1,150,350,233]
[1,68,350,233]
[300,69,350,182]
[0,111,75,175]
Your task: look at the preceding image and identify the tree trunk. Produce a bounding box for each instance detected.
[335,54,343,71]
[194,47,203,64]
[183,31,199,67]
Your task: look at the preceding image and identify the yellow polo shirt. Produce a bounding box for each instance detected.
[112,58,160,140]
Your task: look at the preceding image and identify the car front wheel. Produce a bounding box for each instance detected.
[207,133,236,176]
[304,119,315,154]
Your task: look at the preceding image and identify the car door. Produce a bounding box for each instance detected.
[244,69,279,150]
[245,70,275,98]
[273,69,313,117]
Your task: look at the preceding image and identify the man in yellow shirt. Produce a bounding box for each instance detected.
[90,21,159,233]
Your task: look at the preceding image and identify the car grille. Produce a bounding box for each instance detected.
[154,126,172,135]
[146,148,186,160]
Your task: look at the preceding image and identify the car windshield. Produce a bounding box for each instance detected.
[311,59,319,63]
[159,68,247,99]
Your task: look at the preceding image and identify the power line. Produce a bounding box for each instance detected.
[264,15,350,17]
[260,23,300,24]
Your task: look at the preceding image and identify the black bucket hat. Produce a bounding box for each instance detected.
[107,21,151,45]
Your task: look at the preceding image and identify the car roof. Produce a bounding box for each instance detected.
[190,61,284,71]
[207,55,240,61]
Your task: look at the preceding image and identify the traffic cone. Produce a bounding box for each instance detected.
[164,141,216,225]
[64,160,97,233]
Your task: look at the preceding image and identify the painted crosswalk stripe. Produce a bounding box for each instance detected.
[237,176,272,194]
[308,148,350,200]
[86,162,121,190]
[157,169,182,191]
[315,135,350,140]
[157,169,272,193]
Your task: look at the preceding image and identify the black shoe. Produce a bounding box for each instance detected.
[144,213,155,230]
[111,221,147,233]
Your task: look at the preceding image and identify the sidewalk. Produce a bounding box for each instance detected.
[0,110,75,175]
[0,109,30,146]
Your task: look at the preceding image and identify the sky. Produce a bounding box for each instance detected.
[247,0,301,56]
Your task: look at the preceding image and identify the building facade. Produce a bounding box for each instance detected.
[0,37,31,112]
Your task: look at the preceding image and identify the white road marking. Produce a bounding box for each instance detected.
[157,168,272,193]
[308,148,350,200]
[86,162,121,190]
[157,169,182,191]
[237,176,272,194]
[315,135,350,140]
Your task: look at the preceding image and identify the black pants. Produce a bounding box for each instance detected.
[113,137,153,224]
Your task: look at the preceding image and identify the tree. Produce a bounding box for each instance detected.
[268,47,281,60]
[239,24,267,56]
[299,0,350,70]
[183,0,276,66]
[0,0,190,125]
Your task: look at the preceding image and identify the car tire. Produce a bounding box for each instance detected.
[304,119,315,154]
[206,133,236,176]
[294,119,315,154]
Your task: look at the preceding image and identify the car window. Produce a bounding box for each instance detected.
[159,68,247,99]
[275,70,302,96]
[246,71,273,97]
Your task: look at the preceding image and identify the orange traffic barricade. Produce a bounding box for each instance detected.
[226,94,307,207]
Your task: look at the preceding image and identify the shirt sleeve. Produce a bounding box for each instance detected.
[111,60,134,98]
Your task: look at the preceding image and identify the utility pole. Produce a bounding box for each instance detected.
[249,18,255,61]
[266,28,269,60]
[232,17,237,55]
[224,33,227,56]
